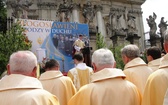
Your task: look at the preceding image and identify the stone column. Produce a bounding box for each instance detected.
[37,3,48,19]
[50,4,58,20]
[95,5,106,36]
[41,10,48,19]
[72,3,80,23]
[137,11,145,51]
[6,1,13,17]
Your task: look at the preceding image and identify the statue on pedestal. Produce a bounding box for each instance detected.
[112,12,122,30]
[158,17,168,51]
[127,12,137,36]
[158,17,168,37]
[146,12,158,46]
[109,7,127,36]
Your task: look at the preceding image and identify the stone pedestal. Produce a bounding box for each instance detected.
[110,34,126,47]
[155,37,162,50]
[160,37,164,51]
[148,35,157,47]
[133,36,141,46]
[126,34,141,46]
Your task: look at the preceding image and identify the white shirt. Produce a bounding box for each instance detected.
[75,63,89,70]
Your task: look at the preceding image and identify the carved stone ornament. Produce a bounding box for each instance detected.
[109,7,127,36]
[82,1,96,24]
[58,0,72,22]
[37,2,57,9]
[7,0,33,18]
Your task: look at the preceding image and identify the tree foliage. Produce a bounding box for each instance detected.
[0,0,6,19]
[0,22,32,76]
[0,0,7,33]
[95,33,125,70]
[110,45,125,70]
[96,33,106,49]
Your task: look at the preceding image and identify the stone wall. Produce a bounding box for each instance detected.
[6,0,146,52]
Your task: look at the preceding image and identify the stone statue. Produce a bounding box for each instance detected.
[110,10,122,31]
[82,1,95,24]
[146,12,157,46]
[109,8,127,36]
[58,0,71,22]
[10,0,33,18]
[158,17,168,37]
[146,12,157,36]
[127,12,137,36]
[106,22,112,36]
[158,17,168,51]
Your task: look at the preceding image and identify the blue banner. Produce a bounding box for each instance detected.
[41,22,89,72]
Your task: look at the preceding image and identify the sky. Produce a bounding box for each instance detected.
[141,0,168,39]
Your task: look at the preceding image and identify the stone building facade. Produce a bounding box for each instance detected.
[6,0,146,51]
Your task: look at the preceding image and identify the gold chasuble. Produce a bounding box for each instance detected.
[68,68,141,105]
[142,54,168,105]
[148,58,161,72]
[123,57,153,96]
[0,74,59,105]
[68,68,93,90]
[39,71,76,105]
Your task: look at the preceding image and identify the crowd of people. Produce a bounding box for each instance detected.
[0,30,168,105]
[52,34,90,56]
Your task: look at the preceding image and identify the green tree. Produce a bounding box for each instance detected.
[0,0,6,19]
[96,33,106,49]
[0,0,7,33]
[0,22,32,76]
[110,45,125,70]
[95,33,124,70]
[140,51,147,63]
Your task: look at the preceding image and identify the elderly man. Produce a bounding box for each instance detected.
[142,30,168,105]
[121,44,153,96]
[0,51,59,105]
[39,59,76,105]
[68,48,141,105]
[146,46,161,71]
[67,53,93,90]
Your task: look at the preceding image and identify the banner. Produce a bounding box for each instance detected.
[20,19,89,72]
